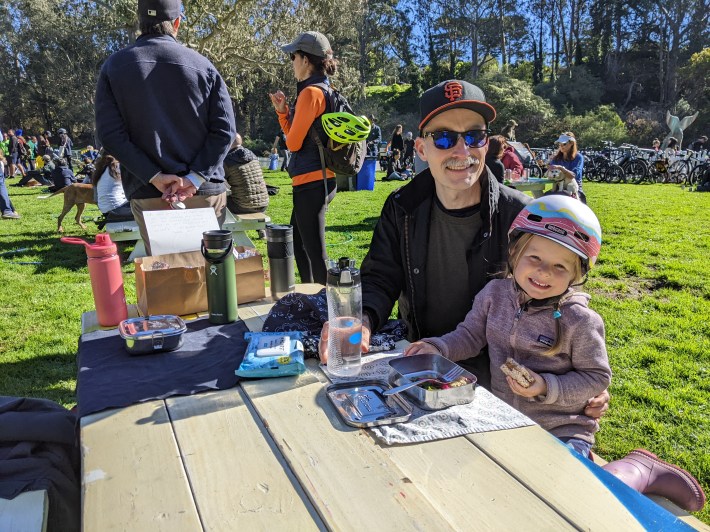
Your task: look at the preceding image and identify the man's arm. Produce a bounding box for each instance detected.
[95,67,163,187]
[187,70,236,179]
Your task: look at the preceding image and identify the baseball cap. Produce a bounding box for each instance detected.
[57,128,67,135]
[419,80,496,131]
[138,0,181,23]
[556,134,575,144]
[281,31,332,59]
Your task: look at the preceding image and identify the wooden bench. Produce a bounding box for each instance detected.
[0,490,48,532]
[105,211,270,261]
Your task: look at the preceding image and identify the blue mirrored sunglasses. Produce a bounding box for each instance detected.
[423,129,490,150]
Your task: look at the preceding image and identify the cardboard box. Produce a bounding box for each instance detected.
[135,247,266,316]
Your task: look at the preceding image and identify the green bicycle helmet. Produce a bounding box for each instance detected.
[321,113,371,143]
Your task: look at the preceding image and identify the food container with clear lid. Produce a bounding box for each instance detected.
[118,315,187,355]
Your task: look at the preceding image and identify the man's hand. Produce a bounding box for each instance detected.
[163,181,197,203]
[318,316,371,364]
[150,172,183,194]
[584,389,610,419]
[269,91,288,114]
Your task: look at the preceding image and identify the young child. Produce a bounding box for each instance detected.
[268,147,279,171]
[406,194,609,456]
[405,195,705,512]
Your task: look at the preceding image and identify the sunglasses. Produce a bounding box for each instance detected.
[423,129,490,150]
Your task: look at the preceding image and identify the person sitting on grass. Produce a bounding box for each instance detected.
[405,195,705,513]
[382,149,409,181]
[47,156,77,193]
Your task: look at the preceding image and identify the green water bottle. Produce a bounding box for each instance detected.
[201,230,238,324]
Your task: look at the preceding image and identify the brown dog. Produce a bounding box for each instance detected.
[51,184,96,232]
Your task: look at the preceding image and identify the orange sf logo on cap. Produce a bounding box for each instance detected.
[443,82,463,102]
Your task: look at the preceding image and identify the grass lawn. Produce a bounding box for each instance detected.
[1,171,709,523]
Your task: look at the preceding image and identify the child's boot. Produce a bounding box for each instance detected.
[602,449,705,512]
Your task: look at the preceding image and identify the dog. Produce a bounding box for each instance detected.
[49,183,96,232]
[547,167,580,200]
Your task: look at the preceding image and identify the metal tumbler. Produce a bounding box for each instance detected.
[265,224,296,301]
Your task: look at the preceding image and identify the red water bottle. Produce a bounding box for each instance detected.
[61,233,128,326]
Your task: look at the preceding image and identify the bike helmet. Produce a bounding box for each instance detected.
[509,195,602,272]
[321,113,371,143]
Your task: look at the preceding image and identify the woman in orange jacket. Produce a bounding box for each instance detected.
[269,31,338,285]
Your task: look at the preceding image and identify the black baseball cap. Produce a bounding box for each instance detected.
[281,31,332,59]
[419,80,496,131]
[138,0,181,23]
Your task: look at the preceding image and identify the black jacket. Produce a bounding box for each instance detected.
[95,34,236,200]
[361,168,530,341]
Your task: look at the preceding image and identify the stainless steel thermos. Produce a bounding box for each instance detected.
[265,224,295,300]
[201,230,238,324]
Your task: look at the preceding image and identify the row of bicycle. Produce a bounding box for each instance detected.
[525,144,709,186]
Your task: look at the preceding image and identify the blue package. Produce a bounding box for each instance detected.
[236,331,306,378]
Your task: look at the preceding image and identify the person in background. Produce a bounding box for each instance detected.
[56,128,73,170]
[549,132,585,203]
[382,149,409,181]
[366,115,382,157]
[277,131,290,171]
[500,119,518,141]
[485,134,506,183]
[92,151,133,223]
[689,135,707,152]
[1,133,10,177]
[26,136,38,170]
[48,156,76,193]
[664,137,679,157]
[7,129,27,178]
[269,30,339,285]
[405,195,706,513]
[268,147,279,170]
[0,153,21,219]
[501,138,524,176]
[387,124,404,154]
[652,138,661,152]
[95,0,236,255]
[403,131,415,167]
[223,133,269,219]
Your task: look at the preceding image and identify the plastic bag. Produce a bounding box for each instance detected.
[236,331,305,378]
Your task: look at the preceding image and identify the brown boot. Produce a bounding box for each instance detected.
[603,449,705,512]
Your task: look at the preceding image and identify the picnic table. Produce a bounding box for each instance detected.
[78,285,707,531]
[106,210,270,262]
[505,177,555,198]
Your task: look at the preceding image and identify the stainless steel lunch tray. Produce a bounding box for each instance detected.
[388,354,476,411]
[118,315,187,355]
[326,379,413,428]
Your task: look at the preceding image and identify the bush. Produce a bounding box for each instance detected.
[243,137,271,157]
[534,66,604,114]
[556,105,627,148]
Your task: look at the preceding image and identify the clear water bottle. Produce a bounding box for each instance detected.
[326,257,363,377]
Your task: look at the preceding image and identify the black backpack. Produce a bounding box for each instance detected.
[309,83,366,177]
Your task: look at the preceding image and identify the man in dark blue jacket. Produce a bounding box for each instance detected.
[95,0,236,254]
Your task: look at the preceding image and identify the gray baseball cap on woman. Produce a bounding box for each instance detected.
[281,31,331,58]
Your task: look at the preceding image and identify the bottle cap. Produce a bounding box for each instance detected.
[327,257,360,287]
[60,233,118,258]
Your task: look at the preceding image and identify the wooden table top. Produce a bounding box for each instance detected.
[79,284,706,531]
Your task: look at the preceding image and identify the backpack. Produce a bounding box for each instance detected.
[309,83,366,177]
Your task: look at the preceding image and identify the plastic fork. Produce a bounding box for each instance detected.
[383,364,465,396]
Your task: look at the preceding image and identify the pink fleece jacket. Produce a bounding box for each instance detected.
[423,278,611,445]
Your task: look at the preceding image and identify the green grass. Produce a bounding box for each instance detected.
[1,173,709,523]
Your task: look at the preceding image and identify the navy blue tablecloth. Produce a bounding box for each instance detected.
[77,317,248,417]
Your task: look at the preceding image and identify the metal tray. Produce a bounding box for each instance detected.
[388,354,476,411]
[326,380,412,428]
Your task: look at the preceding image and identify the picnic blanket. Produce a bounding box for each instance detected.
[76,317,248,417]
[324,352,536,445]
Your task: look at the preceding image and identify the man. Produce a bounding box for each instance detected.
[223,133,269,216]
[689,135,707,152]
[321,79,609,415]
[366,115,382,157]
[7,129,26,178]
[95,0,236,254]
[56,128,73,170]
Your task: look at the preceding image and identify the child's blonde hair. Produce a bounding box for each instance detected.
[507,232,585,356]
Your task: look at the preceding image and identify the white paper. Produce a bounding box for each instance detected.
[143,208,219,256]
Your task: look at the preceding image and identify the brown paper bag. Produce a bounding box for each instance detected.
[234,246,266,304]
[135,250,207,316]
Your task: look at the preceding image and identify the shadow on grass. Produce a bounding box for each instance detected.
[0,230,103,272]
[327,216,381,233]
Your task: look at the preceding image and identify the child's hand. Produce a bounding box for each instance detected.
[506,368,547,398]
[404,341,440,356]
